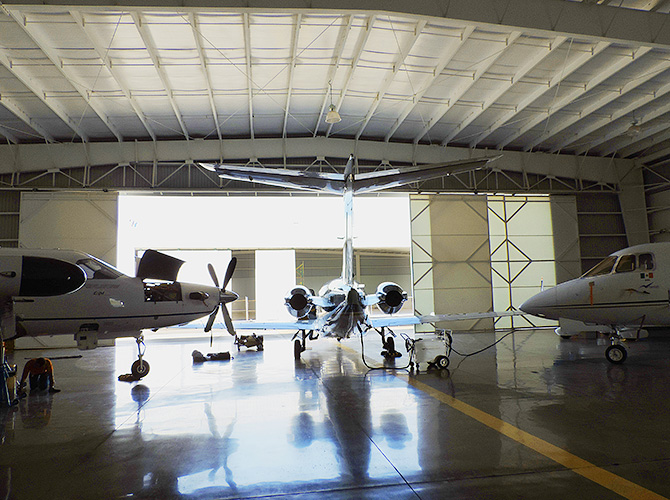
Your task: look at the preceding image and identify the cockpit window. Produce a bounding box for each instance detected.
[76,258,123,280]
[582,256,617,278]
[638,253,654,271]
[615,255,636,273]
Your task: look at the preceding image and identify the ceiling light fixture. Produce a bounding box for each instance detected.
[325,80,341,124]
[626,120,641,137]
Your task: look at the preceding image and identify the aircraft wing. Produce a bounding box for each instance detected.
[352,156,501,194]
[369,310,519,329]
[233,319,318,330]
[200,163,345,194]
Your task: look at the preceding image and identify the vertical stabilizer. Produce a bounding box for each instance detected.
[342,155,355,285]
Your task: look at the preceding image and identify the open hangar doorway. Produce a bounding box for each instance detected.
[117,192,413,333]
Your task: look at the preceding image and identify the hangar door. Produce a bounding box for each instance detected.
[16,191,118,348]
[20,192,118,264]
[410,194,493,332]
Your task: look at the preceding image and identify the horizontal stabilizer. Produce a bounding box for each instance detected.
[201,164,344,194]
[200,155,500,194]
[353,156,500,194]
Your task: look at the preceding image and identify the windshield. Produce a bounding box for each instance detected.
[77,258,124,280]
[582,255,617,278]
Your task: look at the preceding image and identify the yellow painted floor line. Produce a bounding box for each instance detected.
[338,343,667,500]
[399,375,667,500]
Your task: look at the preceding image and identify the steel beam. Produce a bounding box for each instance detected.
[549,57,670,153]
[5,1,670,49]
[454,35,567,148]
[413,31,522,144]
[190,12,222,142]
[0,136,628,185]
[385,25,474,142]
[498,46,652,149]
[282,14,302,139]
[354,19,426,140]
[0,40,89,141]
[473,40,610,147]
[70,10,157,141]
[243,12,254,140]
[0,94,55,143]
[578,83,670,156]
[130,11,190,139]
[8,8,123,141]
[326,15,376,138]
[313,15,353,136]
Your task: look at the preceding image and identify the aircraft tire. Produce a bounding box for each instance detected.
[131,360,151,378]
[294,339,302,359]
[605,345,627,364]
[435,355,450,369]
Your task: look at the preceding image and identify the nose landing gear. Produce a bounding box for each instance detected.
[130,334,150,378]
[605,343,627,364]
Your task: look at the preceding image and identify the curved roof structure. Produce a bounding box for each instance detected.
[0,0,669,175]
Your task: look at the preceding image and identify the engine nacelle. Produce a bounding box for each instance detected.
[285,285,315,319]
[375,282,407,315]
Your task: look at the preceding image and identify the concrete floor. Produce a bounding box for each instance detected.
[2,328,670,500]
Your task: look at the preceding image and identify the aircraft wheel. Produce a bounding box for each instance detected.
[605,345,627,364]
[435,355,450,369]
[294,339,303,359]
[131,360,150,378]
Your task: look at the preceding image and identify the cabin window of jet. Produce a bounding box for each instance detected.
[639,253,654,271]
[615,255,636,273]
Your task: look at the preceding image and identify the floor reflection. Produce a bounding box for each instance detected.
[5,330,670,499]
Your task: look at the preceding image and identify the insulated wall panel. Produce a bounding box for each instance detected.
[410,194,493,332]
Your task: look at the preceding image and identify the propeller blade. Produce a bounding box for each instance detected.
[221,305,236,336]
[222,257,237,290]
[207,263,219,288]
[204,306,218,333]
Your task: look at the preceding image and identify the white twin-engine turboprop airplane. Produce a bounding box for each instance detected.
[0,248,238,377]
[201,154,509,360]
[520,242,670,364]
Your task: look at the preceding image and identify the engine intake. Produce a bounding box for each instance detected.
[376,282,407,315]
[285,286,315,319]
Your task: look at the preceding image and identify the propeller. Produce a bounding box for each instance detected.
[204,257,238,346]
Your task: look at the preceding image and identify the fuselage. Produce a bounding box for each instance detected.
[315,279,368,338]
[520,242,670,327]
[0,248,222,340]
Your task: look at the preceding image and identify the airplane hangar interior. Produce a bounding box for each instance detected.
[2,1,670,498]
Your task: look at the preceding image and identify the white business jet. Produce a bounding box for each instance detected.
[0,248,238,377]
[201,154,512,360]
[519,242,670,364]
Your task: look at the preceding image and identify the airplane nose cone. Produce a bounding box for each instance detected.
[519,287,557,319]
[221,290,239,304]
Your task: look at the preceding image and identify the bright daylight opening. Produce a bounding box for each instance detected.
[117,193,411,326]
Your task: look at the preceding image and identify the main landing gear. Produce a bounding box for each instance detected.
[131,334,150,378]
[378,327,401,359]
[292,329,318,359]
